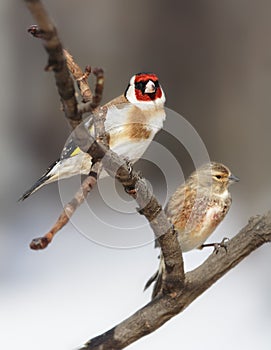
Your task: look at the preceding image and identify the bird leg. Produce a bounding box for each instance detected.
[199,237,230,254]
[123,158,137,195]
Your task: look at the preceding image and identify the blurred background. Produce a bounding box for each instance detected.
[0,0,270,349]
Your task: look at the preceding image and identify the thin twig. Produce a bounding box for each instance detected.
[77,69,105,114]
[63,49,93,103]
[30,162,102,250]
[91,68,105,109]
[26,13,80,128]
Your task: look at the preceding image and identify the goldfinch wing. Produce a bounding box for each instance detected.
[60,114,95,160]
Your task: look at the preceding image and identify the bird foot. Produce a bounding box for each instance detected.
[200,237,230,254]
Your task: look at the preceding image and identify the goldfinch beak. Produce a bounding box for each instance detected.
[144,80,156,94]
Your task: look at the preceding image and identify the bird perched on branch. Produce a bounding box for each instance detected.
[20,72,166,200]
[145,162,239,299]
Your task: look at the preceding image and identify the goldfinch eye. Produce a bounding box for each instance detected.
[134,81,145,91]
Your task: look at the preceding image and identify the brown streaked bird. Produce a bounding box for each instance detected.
[20,72,166,200]
[145,162,239,298]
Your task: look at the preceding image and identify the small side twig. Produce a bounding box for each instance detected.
[77,69,105,115]
[30,162,102,250]
[91,68,105,109]
[26,18,80,128]
[64,49,93,103]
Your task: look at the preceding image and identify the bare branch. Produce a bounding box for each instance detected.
[82,212,271,350]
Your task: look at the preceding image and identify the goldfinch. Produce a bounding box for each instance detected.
[20,72,166,200]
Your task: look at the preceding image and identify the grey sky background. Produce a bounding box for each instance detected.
[0,1,270,349]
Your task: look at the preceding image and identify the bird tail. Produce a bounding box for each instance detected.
[18,159,59,201]
[144,254,165,299]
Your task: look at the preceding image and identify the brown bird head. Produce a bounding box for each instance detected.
[191,162,239,196]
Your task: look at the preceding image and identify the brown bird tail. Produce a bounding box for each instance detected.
[144,254,165,299]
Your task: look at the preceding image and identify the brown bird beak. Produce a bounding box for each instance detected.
[229,173,240,183]
[144,80,156,94]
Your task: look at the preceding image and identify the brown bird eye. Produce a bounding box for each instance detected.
[215,175,222,179]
